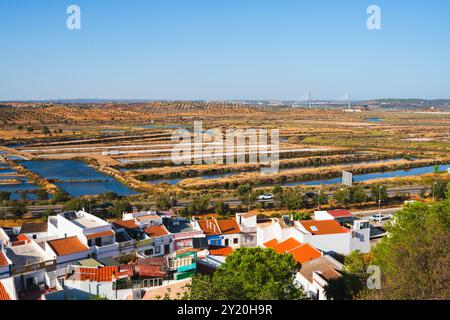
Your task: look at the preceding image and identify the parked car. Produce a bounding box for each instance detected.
[369,213,392,222]
[258,194,274,201]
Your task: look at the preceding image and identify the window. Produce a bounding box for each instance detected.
[32,235,37,239]
[155,246,161,254]
[145,249,154,256]
[225,239,229,246]
[233,238,239,244]
[87,239,93,247]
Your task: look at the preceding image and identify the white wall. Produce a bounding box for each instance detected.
[302,233,350,255]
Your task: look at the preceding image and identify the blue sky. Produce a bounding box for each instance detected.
[1,0,449,100]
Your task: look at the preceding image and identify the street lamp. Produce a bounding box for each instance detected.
[317,189,322,211]
[378,186,382,214]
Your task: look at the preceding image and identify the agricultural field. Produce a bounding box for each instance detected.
[1,102,449,205]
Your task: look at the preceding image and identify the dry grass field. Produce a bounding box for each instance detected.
[1,102,449,199]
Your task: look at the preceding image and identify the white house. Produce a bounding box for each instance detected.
[123,211,163,229]
[295,255,343,300]
[45,236,92,269]
[143,225,173,256]
[235,212,257,247]
[20,222,49,241]
[257,217,370,255]
[48,210,119,259]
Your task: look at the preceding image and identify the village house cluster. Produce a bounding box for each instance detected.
[0,208,374,300]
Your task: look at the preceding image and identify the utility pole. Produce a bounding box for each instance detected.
[378,186,382,214]
[308,89,312,109]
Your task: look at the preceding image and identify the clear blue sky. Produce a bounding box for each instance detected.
[1,0,449,101]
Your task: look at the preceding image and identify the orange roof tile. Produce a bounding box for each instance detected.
[144,225,170,238]
[299,220,349,235]
[112,220,138,229]
[209,246,233,256]
[47,236,90,256]
[0,251,9,267]
[263,239,279,249]
[0,282,11,300]
[73,266,127,282]
[217,219,240,235]
[137,215,160,222]
[198,220,221,235]
[288,243,322,264]
[85,230,115,240]
[326,210,353,218]
[273,238,302,254]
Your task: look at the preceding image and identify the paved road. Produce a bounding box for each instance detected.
[352,207,402,218]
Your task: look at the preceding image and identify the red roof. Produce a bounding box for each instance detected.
[137,264,167,278]
[326,210,353,218]
[47,236,90,256]
[288,243,322,264]
[263,238,322,264]
[209,246,233,256]
[0,251,9,267]
[112,220,138,229]
[144,225,170,238]
[273,238,302,254]
[198,220,221,235]
[263,239,279,249]
[299,220,349,235]
[0,282,11,300]
[216,219,240,235]
[85,230,115,240]
[73,266,128,282]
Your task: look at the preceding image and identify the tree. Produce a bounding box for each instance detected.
[334,188,350,206]
[108,200,132,218]
[190,195,210,214]
[26,127,34,133]
[185,248,303,300]
[283,189,305,210]
[349,186,367,204]
[42,126,51,135]
[362,200,450,300]
[63,198,90,212]
[236,184,256,209]
[370,184,388,203]
[36,189,49,201]
[156,193,176,210]
[432,180,448,200]
[0,191,11,201]
[215,201,230,216]
[52,190,70,203]
[9,201,27,219]
[100,192,119,201]
[324,272,365,300]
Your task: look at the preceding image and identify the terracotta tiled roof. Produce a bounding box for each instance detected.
[0,251,9,267]
[0,282,11,300]
[144,225,170,238]
[217,219,240,235]
[85,230,115,240]
[263,238,322,264]
[263,239,279,249]
[288,243,322,264]
[47,236,90,256]
[299,256,343,283]
[137,215,160,222]
[326,210,353,218]
[299,220,349,235]
[209,246,233,256]
[72,266,128,282]
[112,220,138,229]
[141,278,191,300]
[272,238,302,254]
[198,220,221,235]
